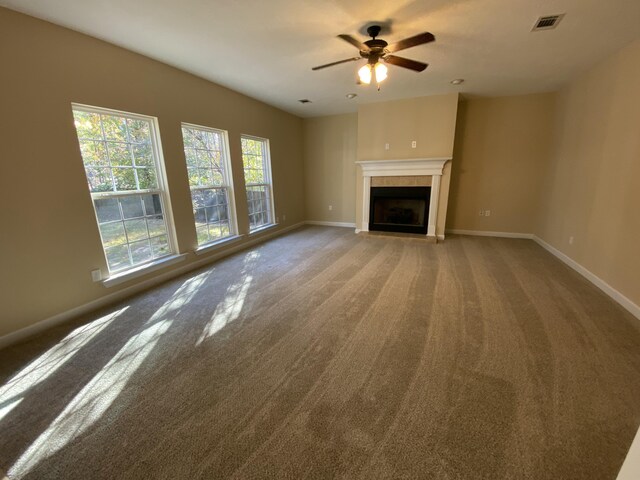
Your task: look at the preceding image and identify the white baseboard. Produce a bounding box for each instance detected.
[0,222,305,350]
[532,236,640,320]
[446,229,534,239]
[444,229,639,321]
[305,220,356,228]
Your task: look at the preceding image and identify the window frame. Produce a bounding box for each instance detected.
[72,103,178,275]
[241,134,275,232]
[180,122,238,247]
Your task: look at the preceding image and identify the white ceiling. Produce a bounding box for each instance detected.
[2,0,639,117]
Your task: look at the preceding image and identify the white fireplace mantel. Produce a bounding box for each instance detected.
[356,157,451,238]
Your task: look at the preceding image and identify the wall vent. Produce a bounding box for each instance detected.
[532,14,565,31]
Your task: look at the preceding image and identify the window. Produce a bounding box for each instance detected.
[181,123,236,246]
[72,105,175,274]
[241,135,274,231]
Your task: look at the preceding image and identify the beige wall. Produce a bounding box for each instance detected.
[537,39,640,307]
[447,93,556,233]
[303,114,357,224]
[0,8,304,337]
[355,93,459,234]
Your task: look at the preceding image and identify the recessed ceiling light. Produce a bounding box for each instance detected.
[346,93,357,99]
[450,79,464,85]
[298,99,312,104]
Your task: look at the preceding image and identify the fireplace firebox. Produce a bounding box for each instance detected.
[369,186,430,234]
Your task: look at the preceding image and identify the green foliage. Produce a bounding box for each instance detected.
[244,168,264,184]
[133,144,153,167]
[113,168,136,191]
[86,167,113,193]
[73,111,102,139]
[137,167,158,190]
[127,119,150,143]
[74,109,157,194]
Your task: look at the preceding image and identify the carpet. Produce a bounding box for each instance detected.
[0,226,638,479]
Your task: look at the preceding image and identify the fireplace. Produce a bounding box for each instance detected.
[356,158,451,239]
[369,186,430,234]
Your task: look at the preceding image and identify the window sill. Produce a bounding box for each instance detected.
[103,253,188,288]
[194,234,244,256]
[249,223,279,235]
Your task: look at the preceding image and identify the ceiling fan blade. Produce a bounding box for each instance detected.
[386,32,435,53]
[384,55,428,72]
[311,57,362,71]
[338,34,370,51]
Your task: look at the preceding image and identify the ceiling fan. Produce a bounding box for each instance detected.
[312,25,435,87]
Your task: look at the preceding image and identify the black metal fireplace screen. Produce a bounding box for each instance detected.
[369,186,430,234]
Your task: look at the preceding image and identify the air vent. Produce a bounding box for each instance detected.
[298,99,312,104]
[532,14,565,31]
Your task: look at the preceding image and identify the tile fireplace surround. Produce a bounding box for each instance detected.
[355,158,451,240]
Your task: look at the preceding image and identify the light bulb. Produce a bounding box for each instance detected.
[358,64,372,85]
[374,63,388,83]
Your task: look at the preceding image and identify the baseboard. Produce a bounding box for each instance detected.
[446,229,534,239]
[532,236,640,320]
[0,222,305,351]
[305,220,356,228]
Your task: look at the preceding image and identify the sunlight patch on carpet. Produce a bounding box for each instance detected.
[0,307,129,416]
[197,275,253,345]
[8,272,211,478]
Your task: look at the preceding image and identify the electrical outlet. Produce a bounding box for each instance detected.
[328,205,333,211]
[569,236,574,245]
[485,210,491,217]
[411,140,417,148]
[385,143,390,150]
[283,214,286,221]
[91,269,102,282]
[479,210,484,216]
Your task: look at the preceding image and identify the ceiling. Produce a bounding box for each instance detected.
[2,0,639,117]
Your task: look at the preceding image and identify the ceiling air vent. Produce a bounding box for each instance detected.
[532,14,565,31]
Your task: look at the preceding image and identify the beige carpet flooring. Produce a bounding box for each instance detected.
[0,226,639,479]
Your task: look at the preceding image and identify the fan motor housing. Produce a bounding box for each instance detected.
[364,39,388,51]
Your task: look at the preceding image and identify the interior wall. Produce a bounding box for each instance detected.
[355,93,459,234]
[536,39,640,307]
[0,8,304,338]
[303,114,357,224]
[447,93,556,233]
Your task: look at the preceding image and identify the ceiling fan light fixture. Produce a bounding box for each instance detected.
[358,64,372,85]
[374,62,388,83]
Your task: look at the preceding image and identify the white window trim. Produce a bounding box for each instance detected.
[194,233,245,255]
[103,253,187,287]
[241,134,276,232]
[72,103,179,277]
[181,122,239,246]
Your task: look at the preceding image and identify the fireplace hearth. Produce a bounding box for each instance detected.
[369,186,430,234]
